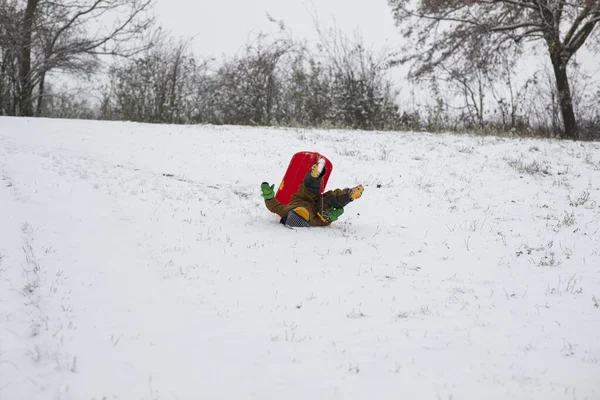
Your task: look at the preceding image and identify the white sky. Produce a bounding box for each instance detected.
[153,0,402,59]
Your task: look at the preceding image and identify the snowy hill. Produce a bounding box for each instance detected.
[1,116,599,400]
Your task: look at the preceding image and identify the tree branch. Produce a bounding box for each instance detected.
[490,22,544,31]
[566,11,600,53]
[554,0,566,29]
[563,2,595,45]
[49,0,104,52]
[488,0,538,10]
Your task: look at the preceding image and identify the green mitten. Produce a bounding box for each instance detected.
[326,207,344,222]
[261,182,275,200]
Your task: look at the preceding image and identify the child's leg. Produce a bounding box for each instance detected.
[303,173,322,195]
[323,185,363,209]
[302,158,327,195]
[322,188,352,209]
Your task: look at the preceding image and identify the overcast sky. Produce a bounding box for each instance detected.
[152,0,598,92]
[153,0,402,58]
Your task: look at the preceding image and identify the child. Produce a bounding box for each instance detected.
[261,158,363,228]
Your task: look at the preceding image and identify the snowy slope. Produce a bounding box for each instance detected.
[0,116,599,400]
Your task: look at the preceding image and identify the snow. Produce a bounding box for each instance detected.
[0,116,599,400]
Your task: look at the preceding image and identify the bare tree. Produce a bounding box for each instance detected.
[438,59,488,129]
[487,55,528,130]
[388,0,600,139]
[0,0,20,115]
[278,50,333,126]
[314,26,401,130]
[211,37,293,126]
[104,38,199,124]
[7,0,155,117]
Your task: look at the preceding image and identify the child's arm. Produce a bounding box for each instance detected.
[261,182,290,217]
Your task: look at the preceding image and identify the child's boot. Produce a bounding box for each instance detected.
[310,158,326,178]
[348,185,364,200]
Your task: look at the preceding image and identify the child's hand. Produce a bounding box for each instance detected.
[326,207,344,222]
[261,182,275,200]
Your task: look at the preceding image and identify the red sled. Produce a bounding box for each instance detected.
[275,151,333,205]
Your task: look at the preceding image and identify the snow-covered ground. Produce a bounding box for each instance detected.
[0,116,599,400]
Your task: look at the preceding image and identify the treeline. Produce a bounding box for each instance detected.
[1,0,598,139]
[93,33,600,140]
[98,33,402,131]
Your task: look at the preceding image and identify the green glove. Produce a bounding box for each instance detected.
[261,182,275,200]
[326,207,344,222]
